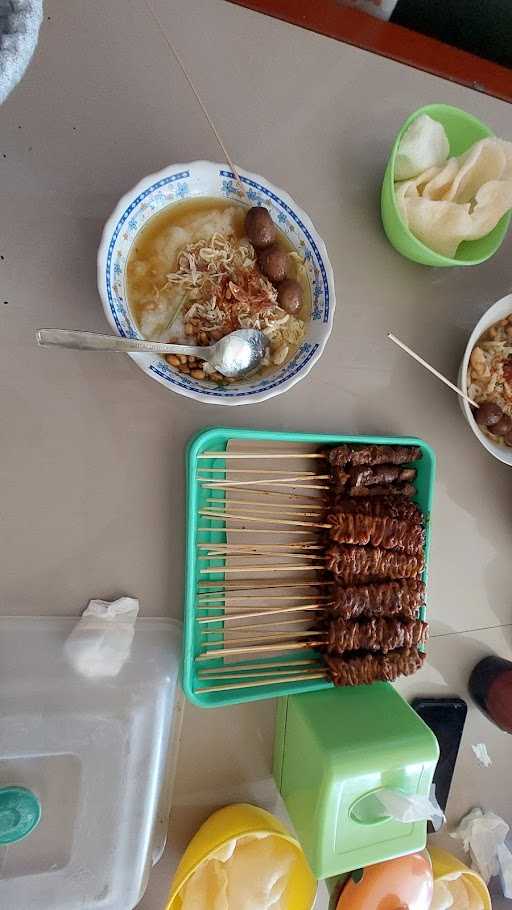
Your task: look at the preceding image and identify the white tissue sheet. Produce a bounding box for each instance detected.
[370,787,445,830]
[180,834,294,910]
[451,808,510,884]
[64,597,139,678]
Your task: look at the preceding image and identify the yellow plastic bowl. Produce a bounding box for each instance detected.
[428,846,491,910]
[165,803,317,910]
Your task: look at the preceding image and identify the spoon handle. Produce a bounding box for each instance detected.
[36,329,211,358]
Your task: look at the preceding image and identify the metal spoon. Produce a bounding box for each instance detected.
[36,328,270,379]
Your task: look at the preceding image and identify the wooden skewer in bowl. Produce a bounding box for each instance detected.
[388,332,478,408]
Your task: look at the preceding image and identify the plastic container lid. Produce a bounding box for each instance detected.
[0,616,182,910]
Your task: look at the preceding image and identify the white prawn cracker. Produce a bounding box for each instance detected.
[395,136,512,257]
[395,114,450,181]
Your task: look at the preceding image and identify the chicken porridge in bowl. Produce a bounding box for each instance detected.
[126,198,310,383]
[97,161,335,405]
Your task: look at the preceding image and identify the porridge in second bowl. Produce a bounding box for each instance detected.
[468,313,512,447]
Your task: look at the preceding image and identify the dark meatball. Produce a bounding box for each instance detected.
[278,278,303,314]
[492,414,512,436]
[475,401,503,428]
[504,430,512,447]
[258,244,288,283]
[245,206,276,248]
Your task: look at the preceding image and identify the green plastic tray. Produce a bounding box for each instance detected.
[184,427,436,708]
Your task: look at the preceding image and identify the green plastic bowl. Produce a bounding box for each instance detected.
[381,103,512,266]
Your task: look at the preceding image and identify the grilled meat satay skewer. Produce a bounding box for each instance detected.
[330,578,425,620]
[326,646,426,686]
[328,497,424,555]
[326,544,424,584]
[324,617,428,654]
[328,444,422,468]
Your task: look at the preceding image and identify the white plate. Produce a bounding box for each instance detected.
[97,161,336,406]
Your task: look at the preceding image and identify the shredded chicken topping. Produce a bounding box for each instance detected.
[162,233,306,366]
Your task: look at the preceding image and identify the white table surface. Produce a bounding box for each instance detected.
[2,1,512,907]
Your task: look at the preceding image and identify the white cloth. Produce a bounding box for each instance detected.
[64,597,139,678]
[0,0,43,104]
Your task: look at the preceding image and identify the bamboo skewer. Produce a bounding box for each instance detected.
[200,563,325,574]
[205,498,326,512]
[198,659,321,675]
[202,617,317,634]
[198,527,318,535]
[199,468,323,475]
[197,452,326,460]
[198,552,322,562]
[201,478,330,489]
[199,509,330,529]
[388,332,478,408]
[197,594,332,604]
[196,672,327,693]
[198,542,322,551]
[197,604,329,623]
[204,506,327,519]
[142,0,248,202]
[198,580,333,591]
[197,640,322,660]
[198,667,322,681]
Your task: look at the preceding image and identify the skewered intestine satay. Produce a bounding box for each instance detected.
[325,647,426,686]
[326,544,424,584]
[324,616,428,654]
[328,496,424,555]
[330,579,425,620]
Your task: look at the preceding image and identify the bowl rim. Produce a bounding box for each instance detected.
[385,102,511,267]
[460,292,512,466]
[97,160,336,406]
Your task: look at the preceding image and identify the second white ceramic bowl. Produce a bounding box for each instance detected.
[97,161,336,406]
[459,293,512,466]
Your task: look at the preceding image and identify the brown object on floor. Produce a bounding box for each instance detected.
[227,0,512,104]
[331,579,425,620]
[328,444,422,469]
[325,616,428,654]
[325,646,426,686]
[328,497,424,555]
[325,543,424,584]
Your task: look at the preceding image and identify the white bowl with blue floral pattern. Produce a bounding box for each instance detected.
[97,161,336,405]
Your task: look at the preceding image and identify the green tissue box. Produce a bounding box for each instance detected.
[273,683,439,879]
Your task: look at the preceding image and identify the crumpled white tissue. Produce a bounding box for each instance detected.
[368,786,445,831]
[450,807,512,890]
[64,597,139,678]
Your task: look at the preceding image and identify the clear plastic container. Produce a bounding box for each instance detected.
[0,616,182,910]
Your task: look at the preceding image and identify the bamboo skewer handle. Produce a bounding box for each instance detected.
[197,452,326,460]
[196,672,327,693]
